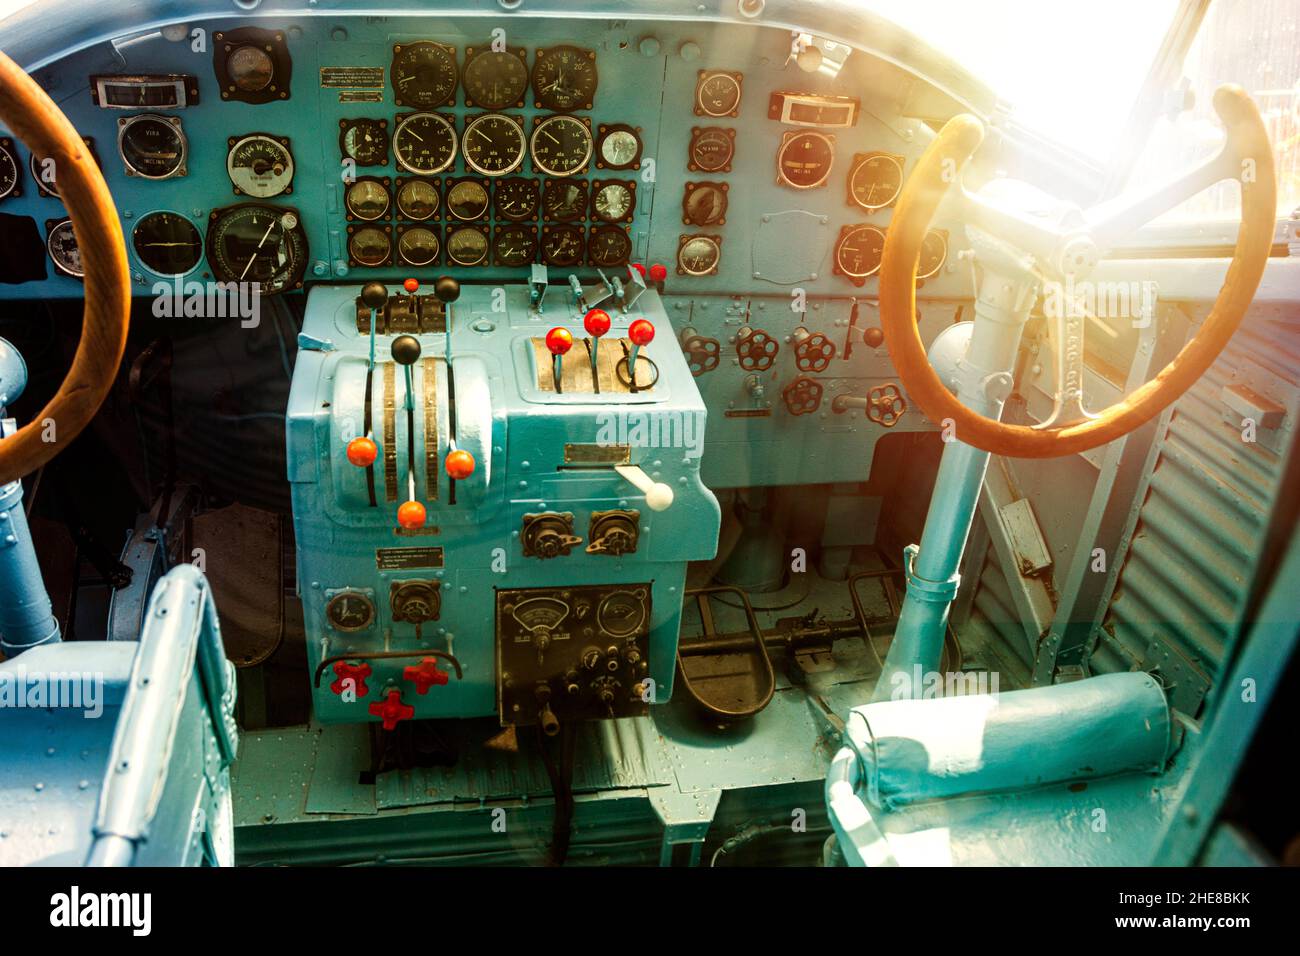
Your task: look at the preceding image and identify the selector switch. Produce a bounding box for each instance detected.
[587,509,640,556]
[390,580,442,624]
[521,511,583,559]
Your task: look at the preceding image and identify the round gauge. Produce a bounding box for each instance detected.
[834,225,885,279]
[29,152,58,197]
[777,131,835,189]
[463,47,529,110]
[325,591,375,632]
[677,235,721,276]
[391,41,459,108]
[397,227,440,267]
[493,224,538,267]
[542,180,587,221]
[848,153,904,211]
[588,226,631,268]
[682,182,727,226]
[446,226,488,266]
[597,124,641,170]
[340,119,389,167]
[462,113,526,177]
[493,178,539,221]
[0,139,20,200]
[592,182,633,223]
[393,113,457,176]
[597,589,647,638]
[531,45,598,111]
[396,179,439,221]
[46,219,83,278]
[689,127,734,173]
[541,224,584,268]
[227,134,294,198]
[695,72,741,117]
[530,115,591,177]
[228,45,274,93]
[118,114,186,179]
[345,179,390,221]
[446,180,490,221]
[132,212,203,277]
[918,229,948,280]
[349,227,391,267]
[206,205,308,295]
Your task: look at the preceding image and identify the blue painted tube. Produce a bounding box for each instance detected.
[824,746,898,867]
[848,672,1172,809]
[0,477,60,657]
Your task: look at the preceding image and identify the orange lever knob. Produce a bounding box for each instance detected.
[346,436,378,467]
[445,449,475,480]
[397,500,426,529]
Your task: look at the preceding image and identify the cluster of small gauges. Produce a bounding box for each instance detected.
[676,70,746,277]
[333,41,640,270]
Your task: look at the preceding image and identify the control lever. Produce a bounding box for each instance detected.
[626,318,654,393]
[614,464,674,512]
[546,326,573,393]
[391,334,425,528]
[567,274,588,313]
[584,308,611,392]
[434,275,459,359]
[360,281,387,369]
[622,263,649,312]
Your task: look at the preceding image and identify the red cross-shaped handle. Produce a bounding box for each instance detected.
[330,660,371,698]
[368,689,415,730]
[403,657,451,695]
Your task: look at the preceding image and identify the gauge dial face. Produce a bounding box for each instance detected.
[340,119,389,167]
[118,115,186,179]
[917,229,948,279]
[588,226,631,268]
[349,227,391,267]
[463,47,529,110]
[532,45,597,111]
[393,113,457,176]
[834,225,885,278]
[398,227,440,267]
[325,591,375,632]
[597,589,648,638]
[592,181,634,223]
[682,182,727,226]
[493,177,539,221]
[462,113,526,176]
[207,205,308,295]
[541,224,584,267]
[227,134,294,198]
[0,140,20,200]
[228,45,274,93]
[677,235,720,276]
[345,179,390,220]
[542,179,587,221]
[132,212,203,277]
[396,179,439,220]
[30,152,58,197]
[446,226,489,266]
[777,131,835,189]
[530,115,591,177]
[391,41,459,108]
[848,153,904,211]
[46,220,83,278]
[688,127,734,173]
[597,125,641,170]
[446,180,490,221]
[695,71,742,117]
[493,224,538,267]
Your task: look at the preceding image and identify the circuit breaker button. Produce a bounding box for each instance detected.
[368,689,415,730]
[403,657,451,694]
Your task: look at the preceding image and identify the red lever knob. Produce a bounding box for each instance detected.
[545,327,574,355]
[403,657,451,695]
[445,448,475,480]
[368,689,415,730]
[584,308,611,338]
[330,660,371,698]
[630,263,647,279]
[648,263,668,283]
[346,436,378,467]
[628,319,655,346]
[403,277,420,294]
[397,500,426,529]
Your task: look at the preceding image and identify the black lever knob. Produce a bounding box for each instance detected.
[391,335,422,366]
[434,276,460,304]
[361,281,388,310]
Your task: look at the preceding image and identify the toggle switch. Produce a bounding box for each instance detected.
[346,435,378,467]
[615,464,674,512]
[546,326,573,392]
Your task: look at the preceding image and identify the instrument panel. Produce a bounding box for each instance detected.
[0,16,968,301]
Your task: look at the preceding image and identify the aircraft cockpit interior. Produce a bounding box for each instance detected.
[0,0,1298,885]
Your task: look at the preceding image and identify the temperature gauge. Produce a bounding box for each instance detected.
[694,70,742,117]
